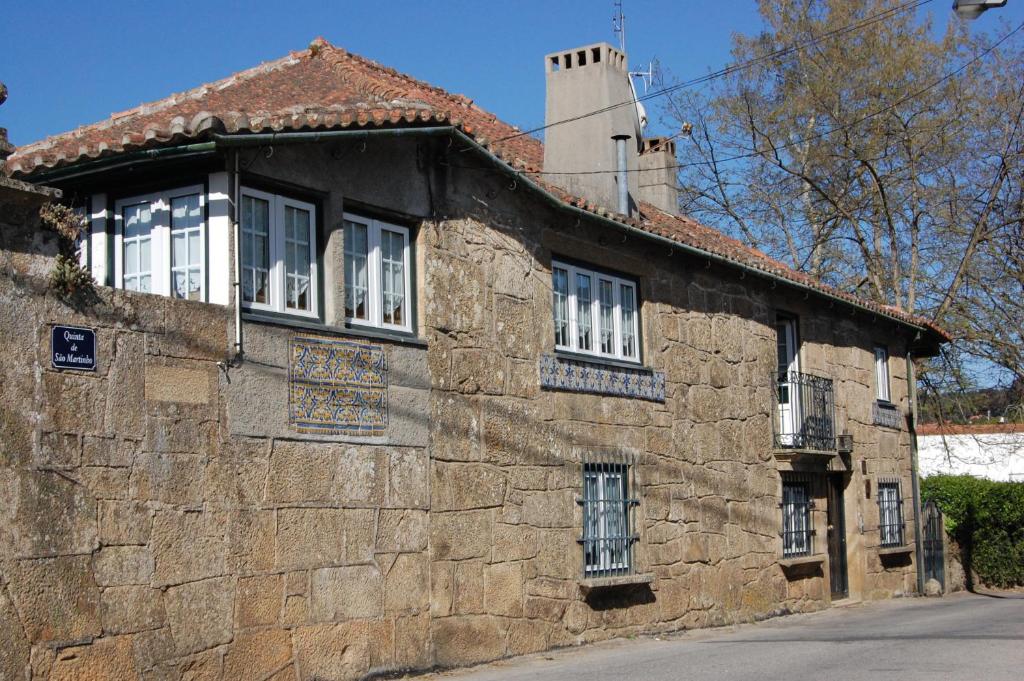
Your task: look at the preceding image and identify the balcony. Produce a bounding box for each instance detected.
[772,371,837,453]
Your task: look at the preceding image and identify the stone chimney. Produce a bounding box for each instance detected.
[542,43,641,215]
[637,137,678,214]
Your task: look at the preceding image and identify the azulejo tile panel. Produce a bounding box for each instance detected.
[539,353,665,403]
[289,335,388,435]
[872,401,902,430]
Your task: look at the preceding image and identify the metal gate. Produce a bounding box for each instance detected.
[923,500,945,589]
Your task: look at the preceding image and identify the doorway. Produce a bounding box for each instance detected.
[827,475,849,599]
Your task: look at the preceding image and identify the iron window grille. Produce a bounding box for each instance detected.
[781,474,815,557]
[772,370,837,452]
[580,453,638,578]
[877,478,905,547]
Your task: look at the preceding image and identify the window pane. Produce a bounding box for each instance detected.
[122,203,152,292]
[620,283,636,358]
[576,274,592,351]
[552,268,569,348]
[599,279,615,355]
[284,206,312,311]
[344,220,369,320]
[381,229,406,326]
[241,196,270,304]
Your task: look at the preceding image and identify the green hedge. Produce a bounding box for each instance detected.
[921,475,1024,588]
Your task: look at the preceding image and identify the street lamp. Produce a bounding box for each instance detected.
[953,0,1008,19]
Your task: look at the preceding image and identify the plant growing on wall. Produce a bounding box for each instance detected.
[922,474,1024,588]
[39,202,95,303]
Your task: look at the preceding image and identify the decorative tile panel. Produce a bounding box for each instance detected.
[288,335,388,435]
[872,401,902,430]
[539,353,665,403]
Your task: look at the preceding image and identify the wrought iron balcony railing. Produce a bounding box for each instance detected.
[772,371,837,452]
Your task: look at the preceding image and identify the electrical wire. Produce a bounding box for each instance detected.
[484,0,936,147]
[529,18,1024,176]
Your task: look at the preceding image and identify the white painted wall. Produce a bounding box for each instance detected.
[919,431,1024,481]
[89,193,108,285]
[207,172,231,306]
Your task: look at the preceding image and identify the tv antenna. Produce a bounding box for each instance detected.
[613,1,626,52]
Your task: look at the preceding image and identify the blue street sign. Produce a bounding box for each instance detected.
[51,325,97,371]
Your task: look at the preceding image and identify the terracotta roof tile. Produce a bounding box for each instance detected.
[918,423,1024,436]
[5,38,948,342]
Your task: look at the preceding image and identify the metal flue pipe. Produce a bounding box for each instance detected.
[612,134,631,216]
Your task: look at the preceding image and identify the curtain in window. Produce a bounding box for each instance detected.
[171,194,202,300]
[241,196,270,304]
[552,268,569,348]
[122,202,153,293]
[381,229,406,326]
[344,220,369,321]
[285,206,312,311]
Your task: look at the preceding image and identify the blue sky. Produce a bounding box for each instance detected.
[3,1,1020,147]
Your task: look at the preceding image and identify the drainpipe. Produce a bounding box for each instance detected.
[232,151,243,359]
[612,134,631,216]
[906,349,924,594]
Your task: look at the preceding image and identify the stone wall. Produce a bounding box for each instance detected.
[0,145,921,679]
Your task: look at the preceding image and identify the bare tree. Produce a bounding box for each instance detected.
[663,0,1024,389]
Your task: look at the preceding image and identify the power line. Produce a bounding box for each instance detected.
[534,19,1024,176]
[487,0,935,147]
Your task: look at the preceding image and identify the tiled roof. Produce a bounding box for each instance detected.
[5,38,948,344]
[918,423,1024,436]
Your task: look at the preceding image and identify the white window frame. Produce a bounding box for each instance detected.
[874,344,891,403]
[240,187,319,318]
[551,259,640,363]
[877,480,904,547]
[342,213,412,333]
[113,185,206,301]
[582,463,632,575]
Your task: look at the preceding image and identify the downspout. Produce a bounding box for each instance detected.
[232,150,243,359]
[907,349,924,594]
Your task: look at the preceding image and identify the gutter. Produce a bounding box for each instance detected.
[907,351,926,594]
[22,124,941,345]
[443,127,940,344]
[28,143,218,183]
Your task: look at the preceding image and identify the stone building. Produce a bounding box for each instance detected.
[1,39,947,680]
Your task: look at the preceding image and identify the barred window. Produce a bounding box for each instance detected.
[878,479,905,547]
[781,475,814,557]
[581,455,637,577]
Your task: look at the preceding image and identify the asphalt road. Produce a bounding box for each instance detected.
[426,592,1024,681]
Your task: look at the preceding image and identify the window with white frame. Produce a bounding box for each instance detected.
[114,186,205,300]
[877,479,905,547]
[581,456,635,577]
[874,344,891,403]
[781,475,813,557]
[343,214,412,332]
[240,188,318,317]
[552,260,639,362]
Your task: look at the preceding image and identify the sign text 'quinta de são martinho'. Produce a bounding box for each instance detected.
[51,325,97,371]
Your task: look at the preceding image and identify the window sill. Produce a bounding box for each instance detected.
[578,572,654,592]
[779,554,826,569]
[878,545,914,557]
[241,312,428,348]
[553,350,649,373]
[773,447,837,460]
